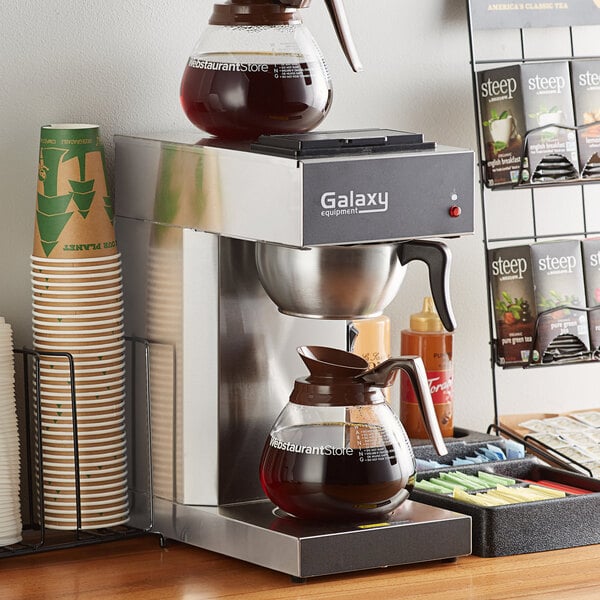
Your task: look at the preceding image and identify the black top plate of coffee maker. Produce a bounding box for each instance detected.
[250,128,437,158]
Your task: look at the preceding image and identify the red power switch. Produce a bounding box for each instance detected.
[449,205,462,218]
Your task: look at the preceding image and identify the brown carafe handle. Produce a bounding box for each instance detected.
[397,240,456,332]
[323,0,363,72]
[360,356,448,456]
[278,0,312,6]
[278,0,362,71]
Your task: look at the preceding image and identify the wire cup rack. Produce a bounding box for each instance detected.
[0,337,159,558]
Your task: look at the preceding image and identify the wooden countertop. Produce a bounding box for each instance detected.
[2,535,600,599]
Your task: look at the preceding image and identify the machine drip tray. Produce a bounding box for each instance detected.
[151,497,472,579]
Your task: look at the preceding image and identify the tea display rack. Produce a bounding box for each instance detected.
[513,122,600,188]
[516,305,600,367]
[466,1,600,464]
[0,339,158,559]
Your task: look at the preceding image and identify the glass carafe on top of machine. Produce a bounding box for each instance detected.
[180,0,362,139]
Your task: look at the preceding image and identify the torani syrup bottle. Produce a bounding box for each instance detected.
[400,297,454,439]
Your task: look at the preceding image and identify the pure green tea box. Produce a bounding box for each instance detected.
[581,237,600,349]
[489,240,589,364]
[529,239,589,359]
[488,245,536,365]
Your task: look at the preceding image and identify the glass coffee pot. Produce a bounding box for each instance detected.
[259,346,448,522]
[180,0,362,139]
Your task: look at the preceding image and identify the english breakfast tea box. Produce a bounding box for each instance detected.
[521,62,579,183]
[530,239,589,358]
[478,62,579,187]
[478,65,526,187]
[580,237,600,349]
[488,245,536,365]
[570,59,600,178]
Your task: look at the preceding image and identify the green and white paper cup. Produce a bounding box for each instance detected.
[34,124,117,259]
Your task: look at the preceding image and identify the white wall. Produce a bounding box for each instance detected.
[2,0,592,433]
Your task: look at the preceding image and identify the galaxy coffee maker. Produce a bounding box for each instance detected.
[114,129,475,579]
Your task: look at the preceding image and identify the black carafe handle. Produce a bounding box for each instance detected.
[397,240,456,332]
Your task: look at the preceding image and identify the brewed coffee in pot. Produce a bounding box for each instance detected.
[259,345,447,521]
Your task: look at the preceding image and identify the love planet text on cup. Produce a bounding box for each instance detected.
[63,242,117,252]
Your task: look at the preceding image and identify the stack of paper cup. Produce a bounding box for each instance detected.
[32,125,128,530]
[0,318,23,546]
[141,145,221,502]
[146,244,182,501]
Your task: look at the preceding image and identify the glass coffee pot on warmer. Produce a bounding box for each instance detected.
[180,0,362,139]
[259,346,448,522]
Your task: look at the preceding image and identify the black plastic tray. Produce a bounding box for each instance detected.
[411,427,505,465]
[411,458,600,557]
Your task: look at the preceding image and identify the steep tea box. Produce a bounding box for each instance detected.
[521,62,579,183]
[570,59,600,178]
[478,65,527,187]
[489,240,590,364]
[530,239,589,358]
[488,245,536,365]
[581,237,600,349]
[478,62,579,187]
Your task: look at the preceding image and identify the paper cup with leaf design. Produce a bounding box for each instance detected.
[34,124,117,260]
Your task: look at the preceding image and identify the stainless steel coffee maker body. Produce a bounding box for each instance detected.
[115,130,474,578]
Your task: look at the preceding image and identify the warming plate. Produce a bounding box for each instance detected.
[146,497,472,579]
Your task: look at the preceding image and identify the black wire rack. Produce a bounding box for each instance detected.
[0,340,155,558]
[466,0,600,427]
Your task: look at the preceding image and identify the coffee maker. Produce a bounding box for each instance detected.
[114,129,474,579]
